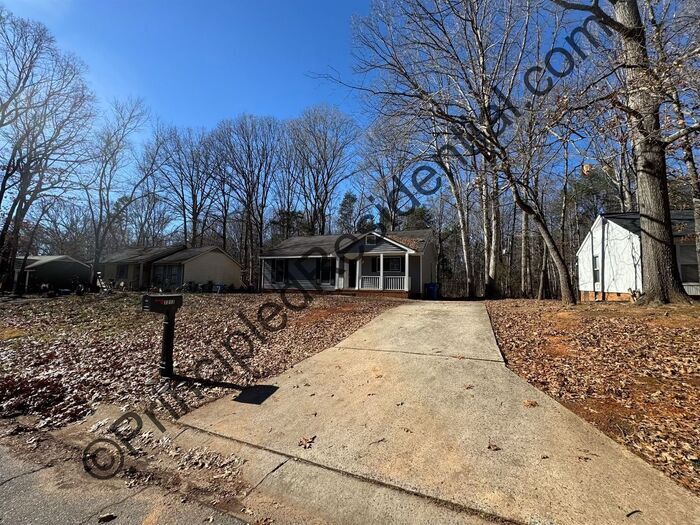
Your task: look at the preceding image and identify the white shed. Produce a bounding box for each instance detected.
[576,211,699,301]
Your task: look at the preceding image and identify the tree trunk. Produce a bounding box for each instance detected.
[613,0,689,303]
[443,164,473,297]
[537,244,549,300]
[634,138,689,302]
[520,210,530,297]
[504,165,577,304]
[485,170,500,297]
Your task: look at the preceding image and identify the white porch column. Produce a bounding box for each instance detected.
[356,258,361,289]
[335,256,341,290]
[379,253,384,290]
[404,252,410,291]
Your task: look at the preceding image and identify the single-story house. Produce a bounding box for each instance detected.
[151,246,242,290]
[260,229,437,298]
[14,255,91,292]
[100,246,185,290]
[576,211,699,301]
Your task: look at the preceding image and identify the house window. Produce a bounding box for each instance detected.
[387,257,402,272]
[273,260,286,283]
[592,256,600,283]
[678,245,699,282]
[371,257,379,273]
[366,235,376,246]
[319,258,335,284]
[164,265,183,287]
[116,264,129,280]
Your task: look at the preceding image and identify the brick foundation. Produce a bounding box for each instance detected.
[579,290,632,302]
[263,288,413,299]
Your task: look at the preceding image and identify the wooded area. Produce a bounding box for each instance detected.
[1,0,698,303]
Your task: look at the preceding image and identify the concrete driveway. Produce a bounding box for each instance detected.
[180,301,699,524]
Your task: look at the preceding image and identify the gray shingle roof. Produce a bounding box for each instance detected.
[262,230,434,257]
[101,246,185,264]
[15,255,89,270]
[385,229,433,252]
[262,235,353,257]
[604,211,694,237]
[154,246,240,265]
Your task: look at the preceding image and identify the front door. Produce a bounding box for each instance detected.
[348,260,357,289]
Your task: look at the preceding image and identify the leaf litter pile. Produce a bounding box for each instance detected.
[486,299,700,495]
[0,293,398,429]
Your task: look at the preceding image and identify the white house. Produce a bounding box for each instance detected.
[576,211,699,301]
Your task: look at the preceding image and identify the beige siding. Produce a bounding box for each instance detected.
[183,251,241,287]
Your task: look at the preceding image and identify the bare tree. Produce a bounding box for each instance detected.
[353,0,578,302]
[550,0,699,302]
[157,126,216,248]
[289,105,358,235]
[360,116,417,231]
[213,115,281,286]
[81,99,160,282]
[0,12,92,288]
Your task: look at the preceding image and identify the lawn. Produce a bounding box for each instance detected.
[486,299,700,496]
[0,293,399,429]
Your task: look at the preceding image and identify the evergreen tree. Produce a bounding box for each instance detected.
[336,191,357,233]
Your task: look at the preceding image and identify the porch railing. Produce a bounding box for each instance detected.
[359,276,410,291]
[384,276,407,291]
[360,276,380,289]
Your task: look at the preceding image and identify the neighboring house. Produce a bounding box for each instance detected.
[151,246,242,290]
[100,246,185,289]
[260,229,437,297]
[577,211,699,301]
[14,255,91,292]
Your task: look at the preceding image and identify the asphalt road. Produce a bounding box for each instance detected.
[0,444,245,525]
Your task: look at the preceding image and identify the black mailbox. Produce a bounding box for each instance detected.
[142,294,183,378]
[142,294,183,313]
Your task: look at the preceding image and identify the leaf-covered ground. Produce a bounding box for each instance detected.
[486,299,700,495]
[0,293,399,429]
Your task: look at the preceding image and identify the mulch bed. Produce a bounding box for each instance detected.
[0,293,398,429]
[486,299,700,496]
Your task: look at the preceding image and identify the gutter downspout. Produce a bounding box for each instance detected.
[600,217,607,301]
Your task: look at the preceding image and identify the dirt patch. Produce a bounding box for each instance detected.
[0,326,27,340]
[486,299,700,496]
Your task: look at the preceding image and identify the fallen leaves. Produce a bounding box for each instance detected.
[0,294,397,429]
[486,299,700,495]
[298,435,316,449]
[487,440,502,452]
[523,399,539,408]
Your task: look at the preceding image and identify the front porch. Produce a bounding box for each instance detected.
[342,253,415,292]
[261,252,423,295]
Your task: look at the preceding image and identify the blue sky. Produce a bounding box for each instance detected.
[5,0,371,127]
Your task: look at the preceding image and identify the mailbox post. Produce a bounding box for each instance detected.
[142,294,183,378]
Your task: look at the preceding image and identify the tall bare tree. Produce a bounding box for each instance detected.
[289,105,358,235]
[0,10,92,288]
[157,126,215,248]
[354,0,578,302]
[551,0,699,302]
[360,116,417,231]
[213,115,281,286]
[82,99,161,282]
